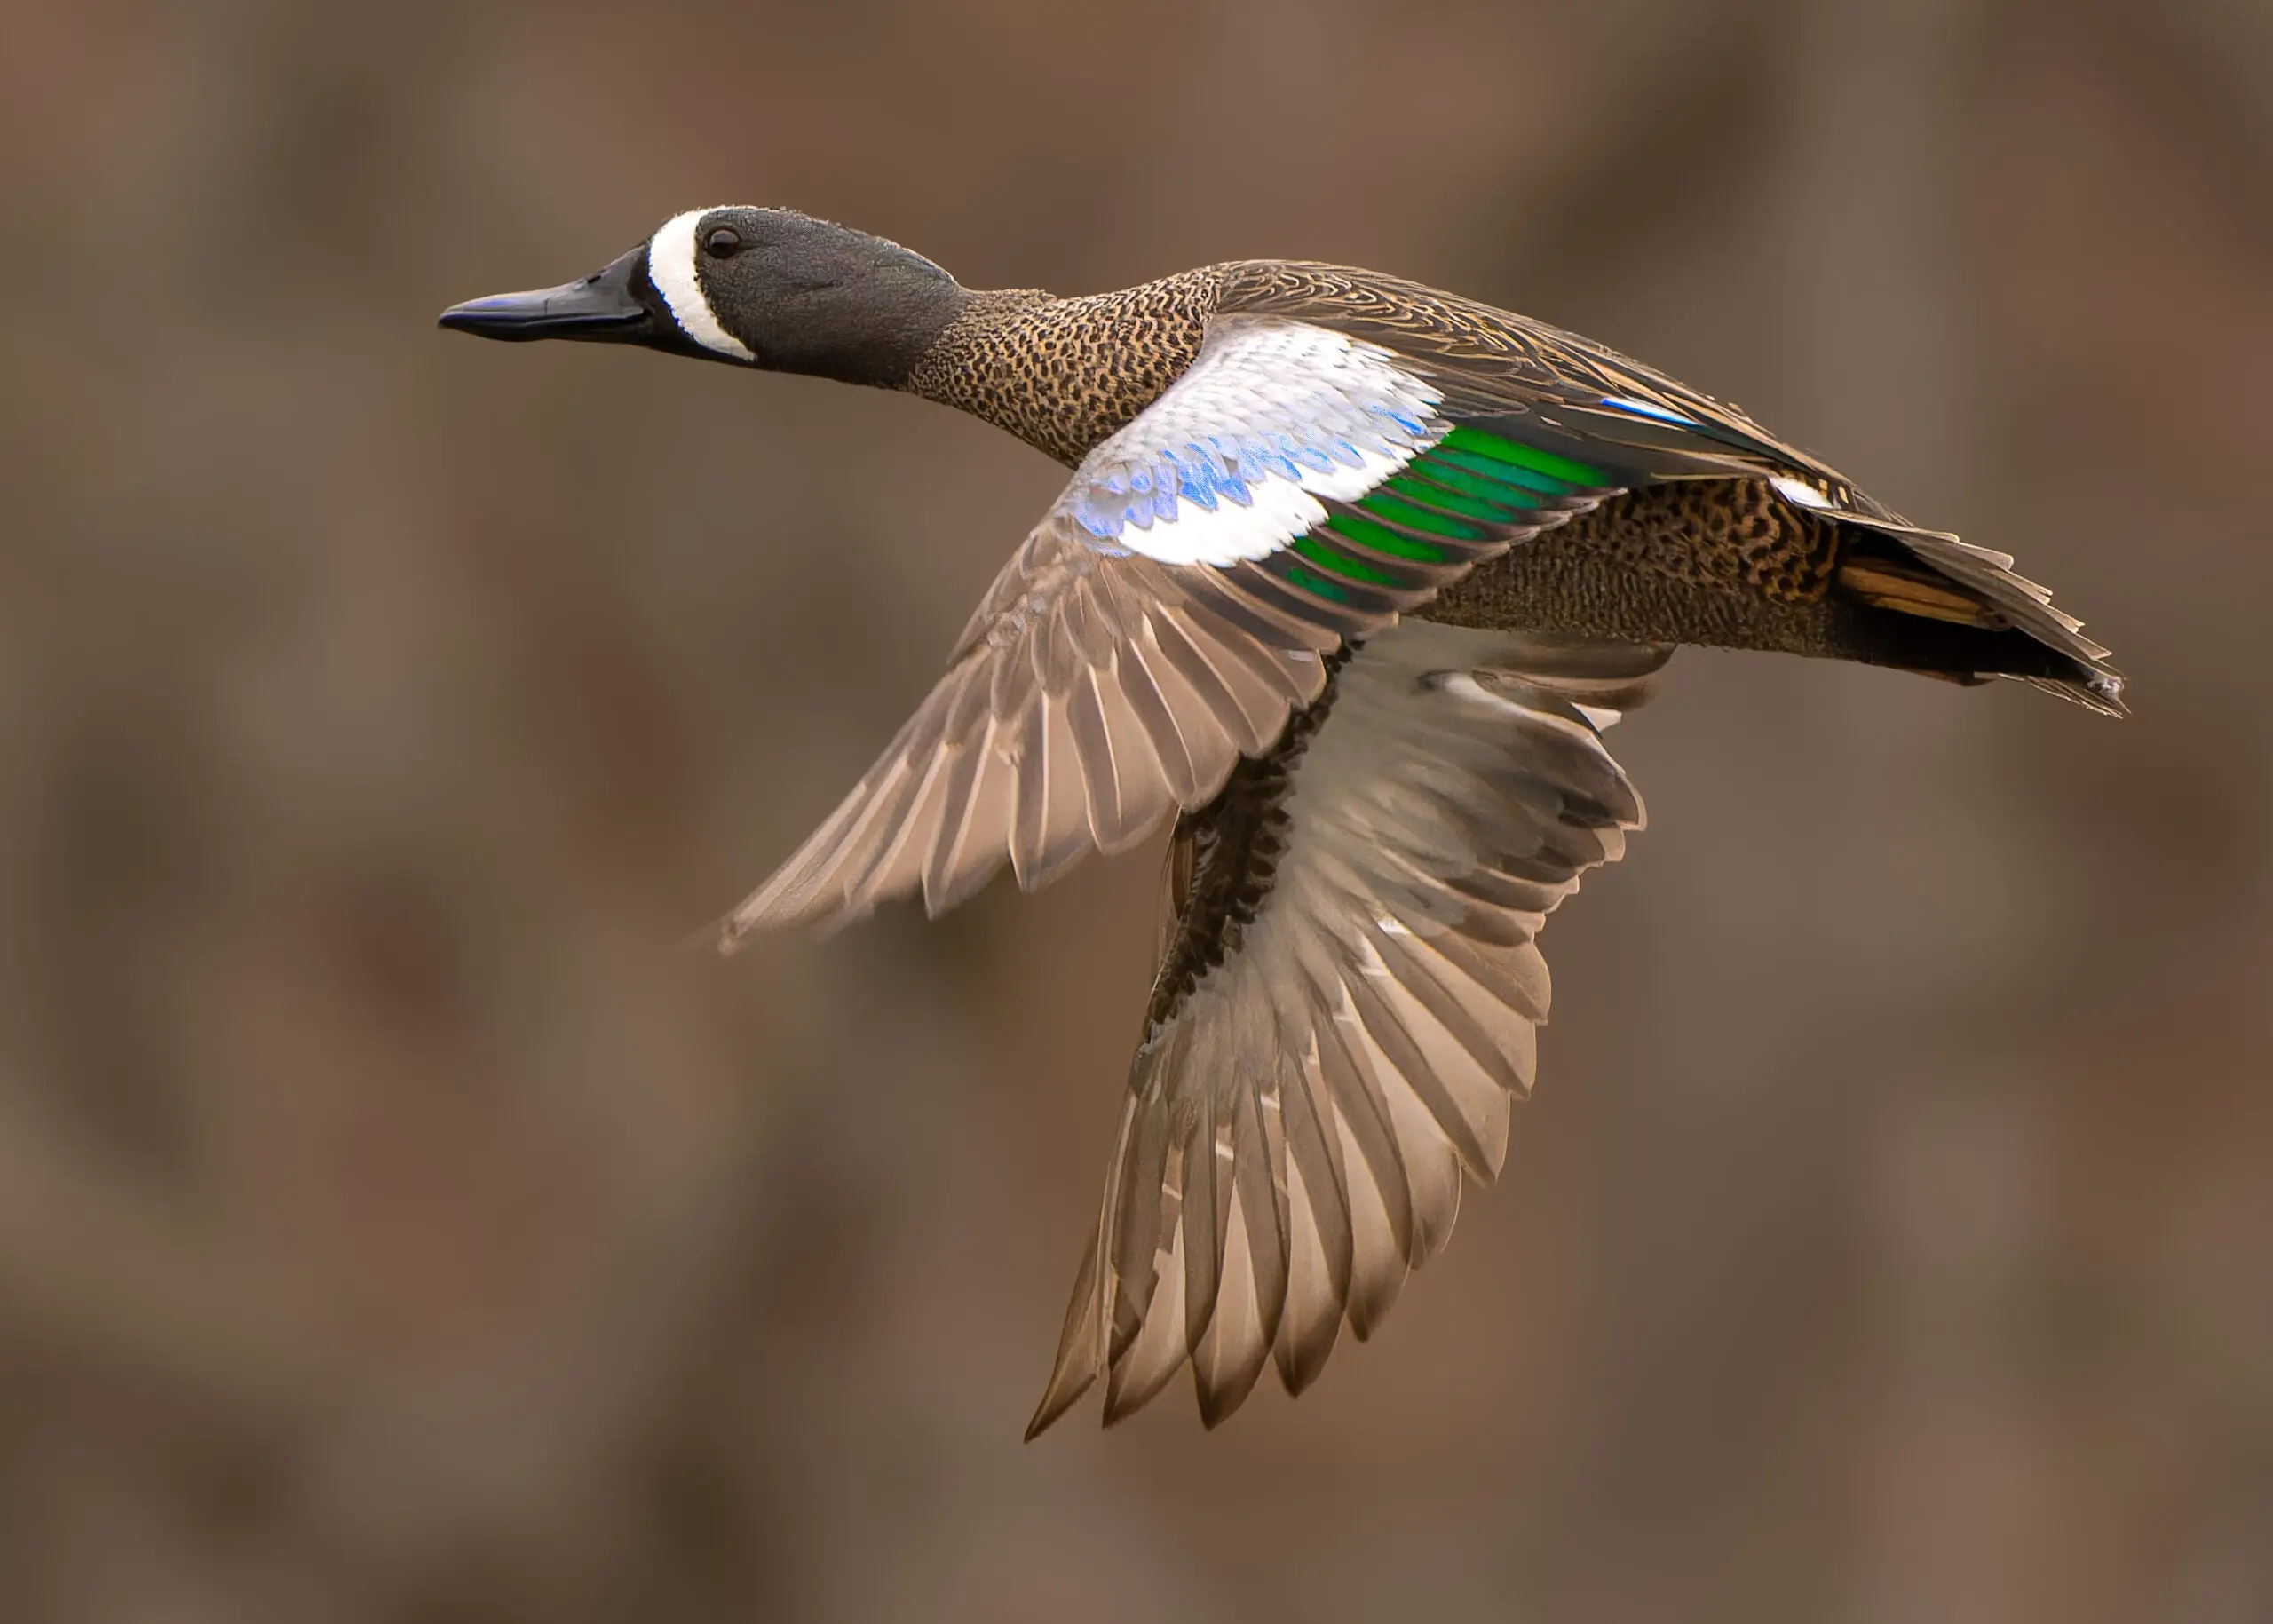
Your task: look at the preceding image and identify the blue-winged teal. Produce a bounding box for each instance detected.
[442,209,2121,1436]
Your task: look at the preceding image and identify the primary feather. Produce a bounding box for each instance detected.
[1028,626,1665,1434]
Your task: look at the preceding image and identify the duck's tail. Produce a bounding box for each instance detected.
[1827,513,2125,716]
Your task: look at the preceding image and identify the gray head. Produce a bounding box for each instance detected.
[439,207,970,388]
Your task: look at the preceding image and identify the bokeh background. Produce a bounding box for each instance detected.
[4,1,2269,1620]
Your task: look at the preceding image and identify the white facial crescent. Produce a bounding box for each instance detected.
[647,209,756,361]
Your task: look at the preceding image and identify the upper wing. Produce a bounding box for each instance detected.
[1221,261,1886,503]
[1028,623,1669,1434]
[720,316,1622,941]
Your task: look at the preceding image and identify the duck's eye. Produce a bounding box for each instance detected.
[703,226,742,258]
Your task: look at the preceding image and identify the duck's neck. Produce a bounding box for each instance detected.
[903,268,1231,466]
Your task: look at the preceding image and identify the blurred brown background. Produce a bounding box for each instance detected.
[4,1,2269,1620]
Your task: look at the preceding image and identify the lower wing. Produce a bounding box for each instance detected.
[1028,623,1670,1434]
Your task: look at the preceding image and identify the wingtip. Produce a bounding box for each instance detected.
[709,889,803,955]
[1099,1373,1155,1429]
[677,916,742,957]
[1192,1316,1275,1429]
[704,899,830,955]
[1277,1343,1333,1398]
[1025,1357,1102,1438]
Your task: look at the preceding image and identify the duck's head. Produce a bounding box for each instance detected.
[439,207,969,387]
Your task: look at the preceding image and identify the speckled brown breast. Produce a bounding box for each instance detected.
[905,270,1233,466]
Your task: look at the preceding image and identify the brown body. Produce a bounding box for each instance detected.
[904,264,2087,694]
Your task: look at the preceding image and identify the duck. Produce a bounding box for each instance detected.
[440,207,2123,1437]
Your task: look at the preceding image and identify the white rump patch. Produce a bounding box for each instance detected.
[1770,473,1833,511]
[648,209,755,361]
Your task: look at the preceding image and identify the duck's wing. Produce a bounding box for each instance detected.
[719,316,1635,940]
[1221,261,1876,495]
[1027,623,1667,1435]
[1222,264,2122,712]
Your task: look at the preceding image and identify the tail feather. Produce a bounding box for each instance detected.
[1829,512,2124,716]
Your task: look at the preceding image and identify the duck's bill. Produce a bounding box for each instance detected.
[438,247,652,343]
